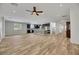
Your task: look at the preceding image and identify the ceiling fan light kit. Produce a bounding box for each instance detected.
[26,6,43,16]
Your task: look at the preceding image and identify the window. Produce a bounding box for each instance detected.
[14,23,22,30]
[51,22,56,30]
[52,22,56,28]
[59,24,64,32]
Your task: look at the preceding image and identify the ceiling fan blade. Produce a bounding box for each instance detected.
[26,10,32,12]
[33,6,36,12]
[37,11,43,13]
[36,13,39,16]
[35,12,39,16]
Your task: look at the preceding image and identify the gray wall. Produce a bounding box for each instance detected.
[5,20,27,36]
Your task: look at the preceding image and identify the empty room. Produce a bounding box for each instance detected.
[0,3,79,55]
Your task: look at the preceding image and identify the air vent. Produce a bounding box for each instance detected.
[11,3,18,6]
[62,15,67,17]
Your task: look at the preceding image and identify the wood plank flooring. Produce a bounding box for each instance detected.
[0,33,79,55]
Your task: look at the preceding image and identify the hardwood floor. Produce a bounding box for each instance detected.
[0,33,79,55]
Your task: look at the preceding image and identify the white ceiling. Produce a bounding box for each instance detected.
[0,3,77,24]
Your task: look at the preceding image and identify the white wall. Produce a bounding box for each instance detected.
[70,5,79,44]
[50,20,66,34]
[0,16,5,41]
[5,20,27,36]
[50,22,56,34]
[56,21,66,34]
[0,19,2,41]
[2,18,5,38]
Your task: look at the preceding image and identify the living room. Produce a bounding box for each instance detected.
[0,3,79,55]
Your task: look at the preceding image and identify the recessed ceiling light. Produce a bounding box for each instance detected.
[59,4,63,7]
[12,10,16,13]
[56,14,60,17]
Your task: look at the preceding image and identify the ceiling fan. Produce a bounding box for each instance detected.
[26,6,43,16]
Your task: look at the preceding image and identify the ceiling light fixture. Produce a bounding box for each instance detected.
[12,10,16,14]
[26,6,43,16]
[32,12,37,15]
[59,4,63,7]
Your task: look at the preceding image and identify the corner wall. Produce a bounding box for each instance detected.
[70,5,79,44]
[0,16,5,42]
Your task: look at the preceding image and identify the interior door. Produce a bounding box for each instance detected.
[66,22,71,38]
